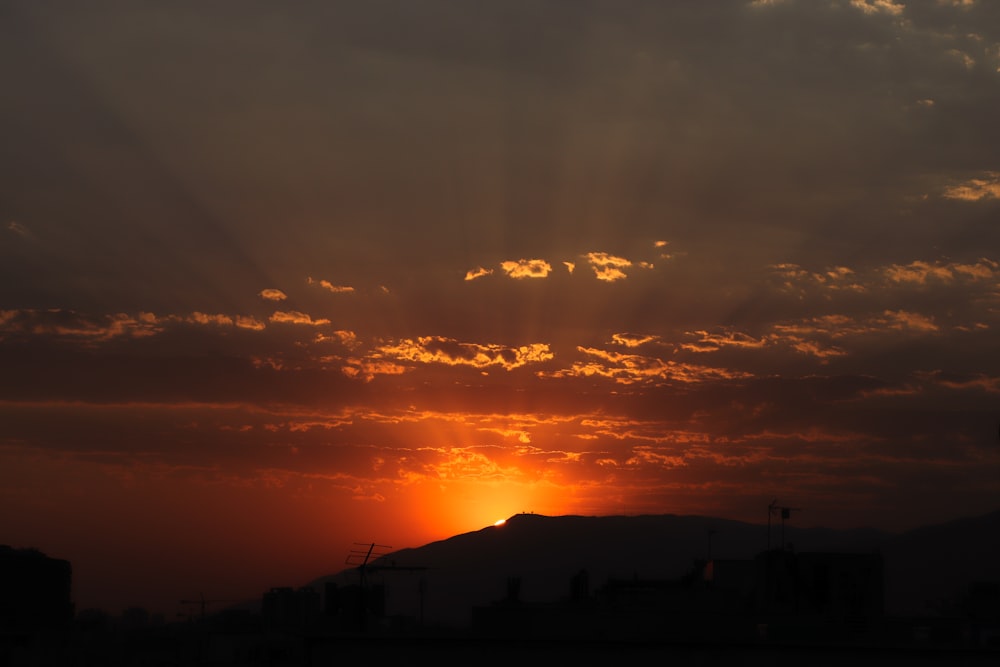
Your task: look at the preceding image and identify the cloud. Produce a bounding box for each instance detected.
[464,266,493,281]
[185,312,234,327]
[499,259,552,279]
[545,347,751,385]
[307,277,355,293]
[611,333,660,348]
[235,316,266,331]
[850,0,905,16]
[768,263,867,293]
[315,330,360,347]
[942,173,1000,201]
[884,258,998,284]
[342,359,410,382]
[375,336,553,371]
[585,252,633,282]
[682,329,769,352]
[0,309,163,342]
[563,262,575,274]
[258,289,288,301]
[6,221,30,239]
[269,311,331,326]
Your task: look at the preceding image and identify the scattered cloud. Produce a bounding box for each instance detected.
[464,267,493,281]
[375,336,553,371]
[258,289,287,301]
[563,262,576,274]
[6,221,30,239]
[0,309,163,342]
[545,347,751,385]
[942,173,1000,201]
[849,0,905,16]
[269,310,331,326]
[585,252,632,282]
[499,259,553,279]
[235,316,266,331]
[315,330,360,347]
[308,277,355,293]
[884,258,998,284]
[185,312,234,327]
[682,329,769,353]
[611,333,660,348]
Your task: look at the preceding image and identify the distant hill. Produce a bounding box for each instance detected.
[307,511,1000,628]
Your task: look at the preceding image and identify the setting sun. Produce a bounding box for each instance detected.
[494,519,507,527]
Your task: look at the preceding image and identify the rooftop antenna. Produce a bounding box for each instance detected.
[345,542,392,589]
[767,500,802,551]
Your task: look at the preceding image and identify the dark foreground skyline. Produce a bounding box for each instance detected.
[4,511,1000,665]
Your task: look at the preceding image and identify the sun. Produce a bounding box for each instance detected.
[493,518,507,527]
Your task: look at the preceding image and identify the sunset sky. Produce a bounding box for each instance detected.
[2,0,999,618]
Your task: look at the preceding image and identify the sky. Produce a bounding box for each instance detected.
[2,0,999,618]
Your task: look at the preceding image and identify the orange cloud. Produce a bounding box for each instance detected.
[585,252,632,282]
[464,267,493,281]
[235,315,266,331]
[258,289,287,301]
[307,277,355,293]
[884,258,998,284]
[943,172,1000,201]
[611,333,660,348]
[269,310,331,326]
[0,309,163,342]
[185,312,234,327]
[546,347,751,385]
[499,259,552,279]
[849,0,904,16]
[375,336,553,371]
[315,330,359,347]
[682,329,769,352]
[563,262,576,274]
[768,263,866,293]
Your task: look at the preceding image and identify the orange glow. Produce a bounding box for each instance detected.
[494,519,506,526]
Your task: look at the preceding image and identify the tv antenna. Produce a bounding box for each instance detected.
[767,500,801,551]
[346,542,392,588]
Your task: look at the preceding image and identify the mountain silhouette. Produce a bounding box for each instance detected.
[308,510,1000,630]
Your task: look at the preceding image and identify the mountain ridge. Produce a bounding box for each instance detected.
[307,509,1000,628]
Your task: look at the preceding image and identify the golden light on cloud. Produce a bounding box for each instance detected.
[376,336,554,371]
[585,252,632,282]
[546,347,751,385]
[269,310,331,326]
[307,277,355,293]
[235,315,266,331]
[850,0,904,16]
[464,267,493,281]
[611,333,660,348]
[185,312,234,327]
[943,173,1000,201]
[500,259,553,279]
[563,262,576,274]
[258,289,287,301]
[884,258,998,284]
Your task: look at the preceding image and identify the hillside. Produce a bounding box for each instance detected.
[310,510,999,629]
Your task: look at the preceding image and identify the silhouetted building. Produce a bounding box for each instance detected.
[755,549,883,622]
[261,586,320,630]
[0,545,73,635]
[323,582,385,633]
